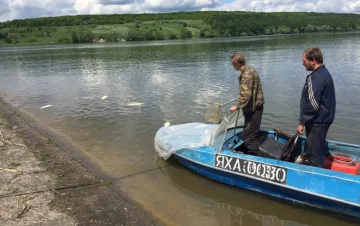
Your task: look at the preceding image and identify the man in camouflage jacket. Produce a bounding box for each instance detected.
[230,53,265,155]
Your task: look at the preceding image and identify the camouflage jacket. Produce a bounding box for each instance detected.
[237,66,265,113]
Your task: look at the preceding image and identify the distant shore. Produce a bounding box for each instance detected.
[1,11,360,46]
[1,31,360,48]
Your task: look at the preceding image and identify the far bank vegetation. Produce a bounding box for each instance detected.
[1,11,360,45]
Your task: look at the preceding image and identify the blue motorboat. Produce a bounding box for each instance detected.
[154,110,360,218]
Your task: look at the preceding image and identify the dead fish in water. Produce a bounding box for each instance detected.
[164,122,171,127]
[77,96,94,100]
[40,105,52,109]
[101,96,108,100]
[126,102,144,106]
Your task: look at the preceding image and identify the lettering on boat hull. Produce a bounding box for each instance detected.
[215,154,287,184]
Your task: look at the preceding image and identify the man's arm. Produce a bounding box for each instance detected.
[237,71,254,109]
[299,75,322,125]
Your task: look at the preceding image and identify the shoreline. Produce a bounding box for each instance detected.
[1,31,360,48]
[0,96,162,225]
[0,96,115,182]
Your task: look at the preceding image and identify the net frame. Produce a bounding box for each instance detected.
[205,98,238,124]
[205,101,222,124]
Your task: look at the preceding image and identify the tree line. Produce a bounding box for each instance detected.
[1,11,360,44]
[204,12,360,37]
[0,11,215,28]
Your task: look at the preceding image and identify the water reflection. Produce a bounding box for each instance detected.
[162,162,357,226]
[1,32,360,225]
[216,203,307,226]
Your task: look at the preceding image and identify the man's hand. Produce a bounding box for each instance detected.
[229,105,238,112]
[296,124,304,134]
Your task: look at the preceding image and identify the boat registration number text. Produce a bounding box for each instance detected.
[215,154,287,184]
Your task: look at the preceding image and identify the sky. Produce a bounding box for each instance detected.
[0,0,360,22]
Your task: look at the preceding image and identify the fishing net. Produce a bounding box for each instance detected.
[205,100,222,124]
[211,109,244,152]
[205,98,238,124]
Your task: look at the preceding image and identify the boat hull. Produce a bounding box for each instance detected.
[174,152,360,218]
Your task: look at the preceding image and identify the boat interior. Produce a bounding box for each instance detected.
[221,128,360,175]
[208,109,360,175]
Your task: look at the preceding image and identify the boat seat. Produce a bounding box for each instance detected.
[233,133,301,162]
[258,135,284,159]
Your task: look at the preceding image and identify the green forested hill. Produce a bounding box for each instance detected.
[1,11,360,45]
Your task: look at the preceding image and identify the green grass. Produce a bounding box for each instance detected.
[185,27,201,38]
[0,20,208,46]
[2,11,360,46]
[91,24,130,36]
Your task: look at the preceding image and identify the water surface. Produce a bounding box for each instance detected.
[1,33,360,225]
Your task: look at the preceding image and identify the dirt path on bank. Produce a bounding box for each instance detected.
[0,101,161,226]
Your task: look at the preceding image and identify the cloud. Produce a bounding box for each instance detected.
[0,0,359,23]
[0,0,10,22]
[0,0,10,15]
[97,0,139,5]
[1,0,77,22]
[89,0,222,14]
[218,0,360,14]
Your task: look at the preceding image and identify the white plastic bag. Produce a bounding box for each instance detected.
[154,123,219,160]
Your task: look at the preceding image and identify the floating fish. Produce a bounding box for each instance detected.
[101,96,108,100]
[78,96,93,100]
[40,105,52,109]
[127,102,144,106]
[164,122,171,127]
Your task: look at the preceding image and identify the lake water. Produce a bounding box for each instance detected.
[1,32,360,225]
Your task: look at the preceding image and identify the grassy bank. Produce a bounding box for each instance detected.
[0,20,207,46]
[1,11,360,46]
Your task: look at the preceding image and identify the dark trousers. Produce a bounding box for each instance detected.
[242,105,263,154]
[305,125,330,167]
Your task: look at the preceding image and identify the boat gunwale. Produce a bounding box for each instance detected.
[216,129,360,179]
[180,146,360,182]
[174,152,360,208]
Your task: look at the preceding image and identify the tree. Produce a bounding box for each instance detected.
[277,26,291,34]
[304,25,315,33]
[127,30,145,41]
[144,30,156,40]
[1,11,360,44]
[199,28,206,38]
[72,32,79,43]
[156,31,165,40]
[180,28,192,39]
[135,21,140,28]
[4,37,12,43]
[83,32,94,42]
[264,29,271,35]
[168,32,177,40]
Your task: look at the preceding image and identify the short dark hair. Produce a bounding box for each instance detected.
[304,47,323,64]
[231,53,246,65]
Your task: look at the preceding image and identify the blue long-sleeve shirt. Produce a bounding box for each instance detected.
[299,65,336,126]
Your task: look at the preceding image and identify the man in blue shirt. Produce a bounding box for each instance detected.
[297,47,336,167]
